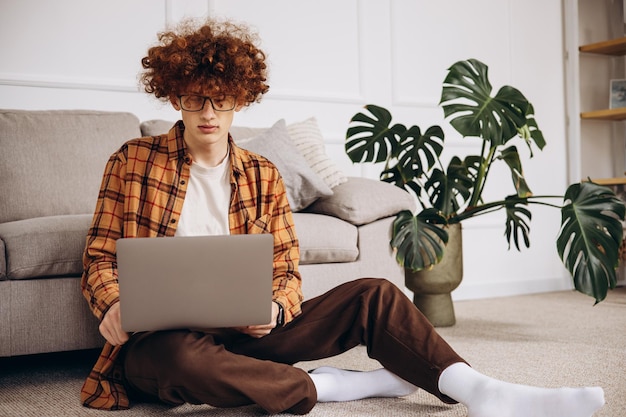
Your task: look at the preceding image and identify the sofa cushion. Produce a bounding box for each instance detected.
[140,119,175,137]
[0,110,141,224]
[0,215,92,280]
[292,213,358,264]
[237,120,333,211]
[305,177,416,226]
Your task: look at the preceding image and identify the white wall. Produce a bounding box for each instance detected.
[0,0,574,300]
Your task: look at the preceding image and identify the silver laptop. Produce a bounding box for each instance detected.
[116,234,274,332]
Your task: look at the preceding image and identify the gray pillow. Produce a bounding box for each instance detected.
[305,177,416,225]
[238,120,333,211]
[140,119,174,137]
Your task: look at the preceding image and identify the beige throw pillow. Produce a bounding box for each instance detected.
[238,119,333,211]
[285,117,348,189]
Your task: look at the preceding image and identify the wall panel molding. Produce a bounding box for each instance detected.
[266,89,364,105]
[0,73,139,93]
[388,1,440,108]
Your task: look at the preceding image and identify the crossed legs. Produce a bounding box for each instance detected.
[124,278,461,413]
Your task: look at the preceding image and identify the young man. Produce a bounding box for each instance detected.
[81,18,605,416]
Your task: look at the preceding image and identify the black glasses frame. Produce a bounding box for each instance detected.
[178,95,236,112]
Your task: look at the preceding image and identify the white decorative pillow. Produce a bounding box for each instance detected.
[285,117,348,189]
[238,119,333,211]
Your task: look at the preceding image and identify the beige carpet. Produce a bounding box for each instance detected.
[1,287,624,417]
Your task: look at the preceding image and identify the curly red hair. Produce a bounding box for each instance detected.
[140,18,269,106]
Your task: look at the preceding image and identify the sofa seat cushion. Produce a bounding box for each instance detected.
[0,215,92,280]
[0,212,357,280]
[292,213,358,264]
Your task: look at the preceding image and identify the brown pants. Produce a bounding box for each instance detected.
[123,278,465,414]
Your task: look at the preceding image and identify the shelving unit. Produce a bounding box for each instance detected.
[579,37,626,123]
[577,34,626,182]
[567,0,626,283]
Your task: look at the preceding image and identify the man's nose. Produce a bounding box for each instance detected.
[200,100,217,117]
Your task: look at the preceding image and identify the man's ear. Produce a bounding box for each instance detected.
[170,96,181,111]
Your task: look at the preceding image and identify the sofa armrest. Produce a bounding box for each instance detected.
[303,177,416,226]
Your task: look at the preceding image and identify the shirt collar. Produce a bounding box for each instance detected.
[167,120,246,178]
[228,137,247,179]
[165,120,187,162]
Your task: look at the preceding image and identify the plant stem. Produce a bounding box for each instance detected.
[469,142,495,208]
[453,195,564,223]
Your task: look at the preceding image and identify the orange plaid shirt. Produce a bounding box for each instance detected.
[80,121,304,410]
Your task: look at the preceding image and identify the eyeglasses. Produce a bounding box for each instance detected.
[178,95,236,112]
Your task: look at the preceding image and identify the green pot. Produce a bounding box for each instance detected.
[404,223,463,327]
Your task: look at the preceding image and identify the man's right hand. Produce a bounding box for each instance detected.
[99,302,129,346]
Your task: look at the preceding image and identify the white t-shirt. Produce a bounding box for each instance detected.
[175,155,231,236]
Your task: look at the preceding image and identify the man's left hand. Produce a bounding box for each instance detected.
[233,301,279,338]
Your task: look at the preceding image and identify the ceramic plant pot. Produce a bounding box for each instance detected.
[404,223,463,327]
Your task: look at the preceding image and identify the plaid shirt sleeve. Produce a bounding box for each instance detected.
[80,146,130,409]
[80,127,188,409]
[81,152,125,321]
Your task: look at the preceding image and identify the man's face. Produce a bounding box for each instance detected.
[170,90,243,150]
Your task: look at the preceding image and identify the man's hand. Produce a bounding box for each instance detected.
[99,302,130,346]
[233,301,279,338]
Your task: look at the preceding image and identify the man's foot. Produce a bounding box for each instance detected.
[439,363,605,417]
[309,366,417,402]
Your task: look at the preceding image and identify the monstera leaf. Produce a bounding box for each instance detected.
[391,209,449,271]
[347,105,444,167]
[396,125,445,179]
[345,105,404,163]
[557,181,625,303]
[440,59,532,148]
[425,157,473,217]
[497,146,533,198]
[504,196,532,251]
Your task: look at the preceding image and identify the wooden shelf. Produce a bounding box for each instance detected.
[590,177,626,186]
[580,107,626,121]
[579,37,626,55]
[589,177,626,186]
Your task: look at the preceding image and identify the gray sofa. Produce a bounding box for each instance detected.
[0,109,414,357]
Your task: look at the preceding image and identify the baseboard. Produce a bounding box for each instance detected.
[450,276,574,301]
[400,272,626,303]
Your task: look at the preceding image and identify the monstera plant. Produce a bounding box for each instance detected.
[346,58,625,304]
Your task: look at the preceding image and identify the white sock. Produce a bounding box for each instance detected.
[309,366,417,402]
[438,362,605,417]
